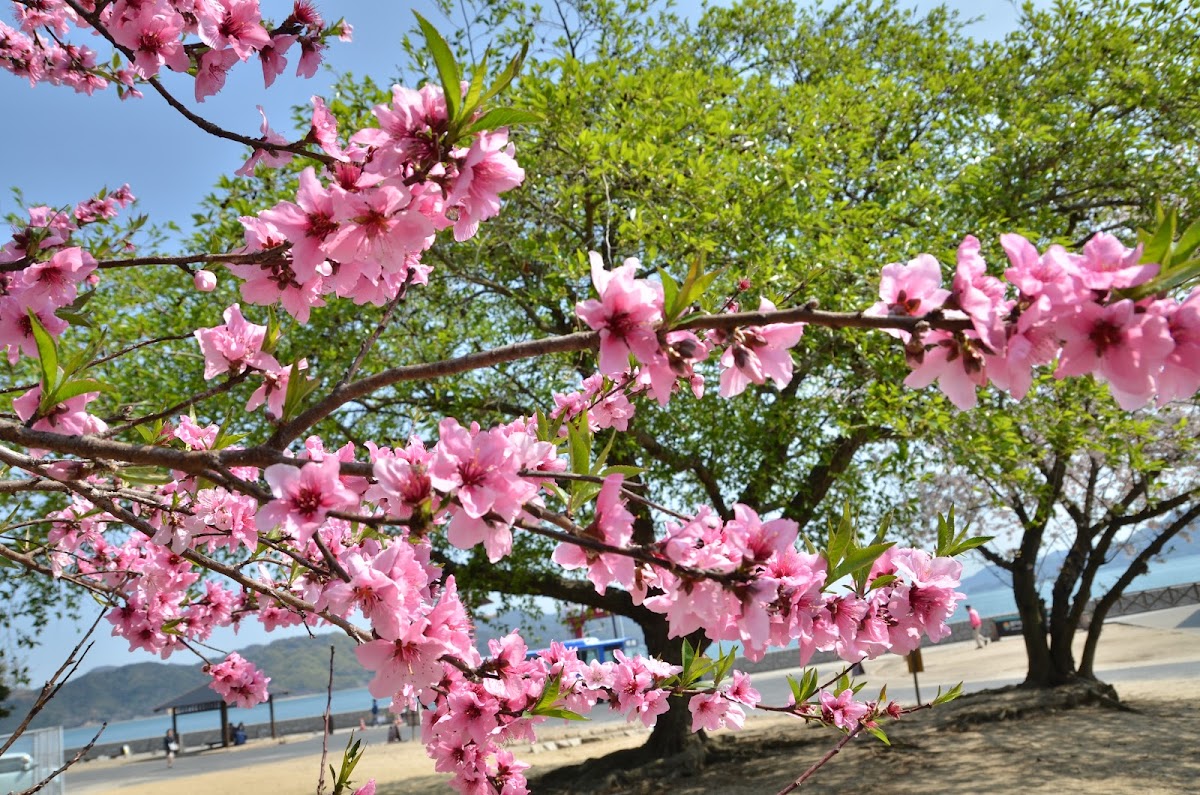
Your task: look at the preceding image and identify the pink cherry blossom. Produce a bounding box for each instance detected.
[194,47,239,102]
[196,0,271,61]
[866,253,950,339]
[257,458,358,542]
[1077,232,1157,291]
[551,475,635,593]
[904,331,988,410]
[207,652,271,708]
[1056,299,1174,409]
[575,252,665,376]
[193,303,279,379]
[1154,290,1200,405]
[818,688,870,731]
[949,235,1008,353]
[446,130,525,241]
[715,298,805,397]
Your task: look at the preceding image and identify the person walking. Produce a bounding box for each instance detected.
[967,605,988,648]
[163,728,179,769]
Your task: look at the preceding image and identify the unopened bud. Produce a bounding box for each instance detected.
[194,270,218,292]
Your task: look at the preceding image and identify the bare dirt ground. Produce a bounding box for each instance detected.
[94,617,1200,795]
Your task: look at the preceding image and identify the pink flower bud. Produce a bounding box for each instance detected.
[194,270,218,292]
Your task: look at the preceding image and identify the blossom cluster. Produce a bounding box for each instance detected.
[229,87,523,324]
[0,187,132,364]
[574,251,806,409]
[871,233,1199,409]
[1,0,345,100]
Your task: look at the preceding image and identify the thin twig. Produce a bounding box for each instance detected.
[104,371,250,437]
[58,0,332,167]
[317,645,335,795]
[776,724,864,795]
[336,291,408,390]
[0,607,108,756]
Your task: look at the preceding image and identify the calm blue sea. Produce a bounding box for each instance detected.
[4,552,1195,753]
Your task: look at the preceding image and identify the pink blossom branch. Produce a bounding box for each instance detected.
[0,445,371,643]
[60,0,335,166]
[268,306,967,449]
[519,505,740,584]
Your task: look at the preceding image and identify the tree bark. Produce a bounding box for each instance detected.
[638,621,709,759]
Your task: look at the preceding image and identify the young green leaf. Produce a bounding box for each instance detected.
[479,42,529,106]
[866,725,891,745]
[461,107,544,137]
[27,309,59,398]
[413,12,462,123]
[932,682,963,705]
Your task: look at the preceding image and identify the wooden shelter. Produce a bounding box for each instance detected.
[153,685,232,748]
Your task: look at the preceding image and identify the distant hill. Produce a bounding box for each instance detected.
[0,633,368,732]
[959,528,1200,596]
[0,606,642,732]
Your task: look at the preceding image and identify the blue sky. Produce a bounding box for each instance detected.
[0,0,1045,685]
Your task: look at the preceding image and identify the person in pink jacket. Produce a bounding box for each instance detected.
[967,605,988,648]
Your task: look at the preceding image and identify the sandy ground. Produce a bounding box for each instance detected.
[86,612,1200,795]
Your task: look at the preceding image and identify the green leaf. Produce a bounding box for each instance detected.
[1172,217,1200,260]
[786,674,805,704]
[280,362,318,422]
[461,107,543,137]
[28,310,59,397]
[47,378,117,406]
[680,637,696,674]
[591,431,617,474]
[567,415,591,476]
[932,682,963,705]
[600,464,645,478]
[413,12,461,122]
[866,725,891,745]
[868,573,897,589]
[936,507,954,554]
[944,535,993,556]
[830,541,895,586]
[461,50,489,118]
[531,673,563,713]
[536,707,588,721]
[1141,207,1177,266]
[119,466,173,485]
[659,268,680,317]
[479,42,528,106]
